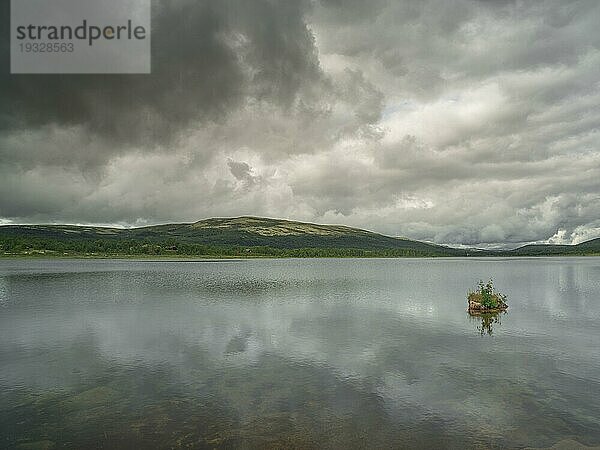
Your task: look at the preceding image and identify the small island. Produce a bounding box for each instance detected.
[467,279,508,313]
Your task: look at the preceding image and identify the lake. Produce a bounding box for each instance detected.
[1,258,599,449]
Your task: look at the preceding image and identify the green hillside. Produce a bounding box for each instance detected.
[0,216,466,257]
[1,216,599,258]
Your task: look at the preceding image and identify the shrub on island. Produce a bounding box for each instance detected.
[467,279,508,313]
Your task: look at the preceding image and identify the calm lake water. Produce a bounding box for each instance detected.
[1,258,599,449]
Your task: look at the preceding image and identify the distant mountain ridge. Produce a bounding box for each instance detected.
[502,238,600,256]
[0,216,599,257]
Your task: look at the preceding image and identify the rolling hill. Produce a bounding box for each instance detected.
[0,216,467,257]
[0,216,598,257]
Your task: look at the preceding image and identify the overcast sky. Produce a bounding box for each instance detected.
[1,0,599,246]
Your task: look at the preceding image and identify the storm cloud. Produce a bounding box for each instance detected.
[1,0,599,246]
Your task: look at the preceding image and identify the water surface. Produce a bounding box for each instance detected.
[1,258,599,449]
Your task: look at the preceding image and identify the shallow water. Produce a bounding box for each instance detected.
[1,257,599,449]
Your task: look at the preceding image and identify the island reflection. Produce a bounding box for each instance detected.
[469,310,506,335]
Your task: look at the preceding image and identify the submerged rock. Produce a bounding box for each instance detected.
[17,441,55,450]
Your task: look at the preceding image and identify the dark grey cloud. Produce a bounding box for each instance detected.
[227,158,261,189]
[1,0,599,246]
[0,0,323,148]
